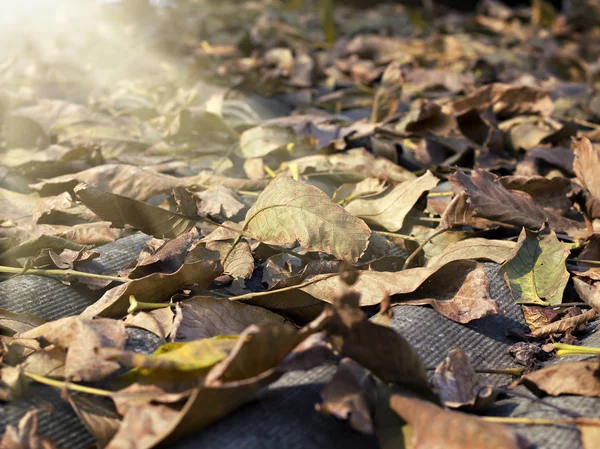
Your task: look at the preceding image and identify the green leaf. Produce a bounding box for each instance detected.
[105,336,240,373]
[499,225,570,305]
[243,176,371,262]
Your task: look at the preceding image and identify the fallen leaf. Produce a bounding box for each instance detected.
[343,172,438,232]
[65,393,121,449]
[519,360,600,397]
[0,409,58,449]
[195,186,246,219]
[500,225,570,305]
[176,296,290,341]
[573,136,600,218]
[30,164,269,199]
[449,169,582,233]
[317,358,373,434]
[389,394,531,449]
[433,347,496,411]
[573,277,600,313]
[453,83,553,118]
[395,261,499,324]
[324,285,433,399]
[0,310,46,335]
[426,238,516,267]
[242,176,371,262]
[81,259,221,318]
[18,317,127,382]
[74,183,197,239]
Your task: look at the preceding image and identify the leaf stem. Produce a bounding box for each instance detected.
[483,416,600,427]
[128,296,174,314]
[0,362,115,397]
[552,343,600,357]
[227,273,340,302]
[402,228,449,270]
[0,266,128,283]
[373,230,426,243]
[195,184,260,197]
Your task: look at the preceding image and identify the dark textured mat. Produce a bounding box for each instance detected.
[0,233,151,321]
[0,233,599,449]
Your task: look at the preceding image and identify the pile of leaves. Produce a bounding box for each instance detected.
[2,0,600,448]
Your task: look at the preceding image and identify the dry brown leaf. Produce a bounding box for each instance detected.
[530,309,597,338]
[18,317,126,382]
[324,287,433,400]
[389,394,531,449]
[426,238,515,267]
[573,136,600,218]
[175,296,290,341]
[317,358,373,435]
[30,164,268,200]
[343,171,438,232]
[74,183,198,239]
[0,409,58,449]
[81,259,221,318]
[395,261,500,324]
[449,169,583,233]
[195,186,246,219]
[519,360,600,397]
[573,277,600,313]
[453,83,553,118]
[433,347,496,411]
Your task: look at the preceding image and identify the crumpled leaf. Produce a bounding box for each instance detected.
[0,409,58,449]
[573,277,600,313]
[573,136,600,218]
[453,83,553,118]
[433,347,496,411]
[106,315,326,449]
[74,183,197,239]
[449,169,583,233]
[519,360,600,397]
[18,317,126,382]
[500,225,570,306]
[243,176,371,262]
[176,296,290,341]
[205,240,254,280]
[195,186,246,219]
[343,171,438,232]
